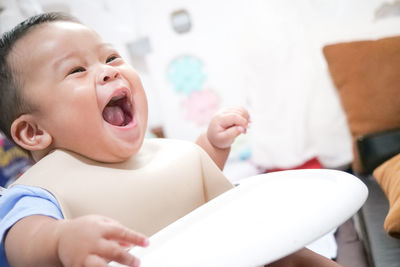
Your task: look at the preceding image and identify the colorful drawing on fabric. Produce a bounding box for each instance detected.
[167,55,206,95]
[0,135,31,187]
[181,89,221,126]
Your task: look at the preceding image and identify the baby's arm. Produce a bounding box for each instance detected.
[5,214,149,267]
[196,107,250,170]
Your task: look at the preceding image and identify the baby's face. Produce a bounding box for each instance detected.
[10,21,148,162]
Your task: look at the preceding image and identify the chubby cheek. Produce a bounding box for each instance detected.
[136,95,148,125]
[68,98,99,125]
[131,83,148,121]
[50,103,102,144]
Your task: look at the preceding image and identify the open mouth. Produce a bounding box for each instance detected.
[102,93,133,127]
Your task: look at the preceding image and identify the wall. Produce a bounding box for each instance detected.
[132,0,250,141]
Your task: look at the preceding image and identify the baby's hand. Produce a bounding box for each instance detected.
[57,215,149,267]
[207,106,250,149]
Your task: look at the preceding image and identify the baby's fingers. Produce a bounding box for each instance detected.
[221,125,245,138]
[83,254,109,267]
[96,240,141,267]
[104,224,149,247]
[220,106,250,120]
[219,113,250,130]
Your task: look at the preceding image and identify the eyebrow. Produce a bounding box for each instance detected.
[52,43,115,70]
[52,51,81,71]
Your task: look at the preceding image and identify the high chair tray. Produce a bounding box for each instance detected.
[110,169,368,267]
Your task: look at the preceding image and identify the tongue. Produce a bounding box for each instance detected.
[103,106,125,126]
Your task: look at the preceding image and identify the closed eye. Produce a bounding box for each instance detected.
[68,66,86,75]
[106,54,121,64]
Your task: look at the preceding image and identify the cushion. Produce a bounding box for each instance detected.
[374,153,400,238]
[323,35,400,173]
[356,128,400,174]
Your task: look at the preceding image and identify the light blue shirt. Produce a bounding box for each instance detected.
[0,185,63,266]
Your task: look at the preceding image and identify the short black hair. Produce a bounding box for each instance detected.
[0,12,79,140]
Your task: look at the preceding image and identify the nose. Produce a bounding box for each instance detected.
[97,65,120,85]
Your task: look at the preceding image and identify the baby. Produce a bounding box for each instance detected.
[0,12,340,267]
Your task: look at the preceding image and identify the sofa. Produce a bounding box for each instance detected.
[323,36,400,267]
[356,174,400,267]
[350,129,400,267]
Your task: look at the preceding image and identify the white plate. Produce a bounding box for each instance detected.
[111,169,368,267]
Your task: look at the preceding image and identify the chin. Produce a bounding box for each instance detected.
[91,153,130,163]
[107,143,143,162]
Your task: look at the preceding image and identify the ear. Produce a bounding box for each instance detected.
[10,114,52,152]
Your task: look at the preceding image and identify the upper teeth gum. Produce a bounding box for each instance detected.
[107,92,127,106]
[111,93,125,101]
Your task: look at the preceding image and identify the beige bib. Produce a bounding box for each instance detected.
[11,138,233,236]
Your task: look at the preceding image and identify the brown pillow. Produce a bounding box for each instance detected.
[323,36,400,173]
[374,153,400,237]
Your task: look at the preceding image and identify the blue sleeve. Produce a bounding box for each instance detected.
[0,185,63,266]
